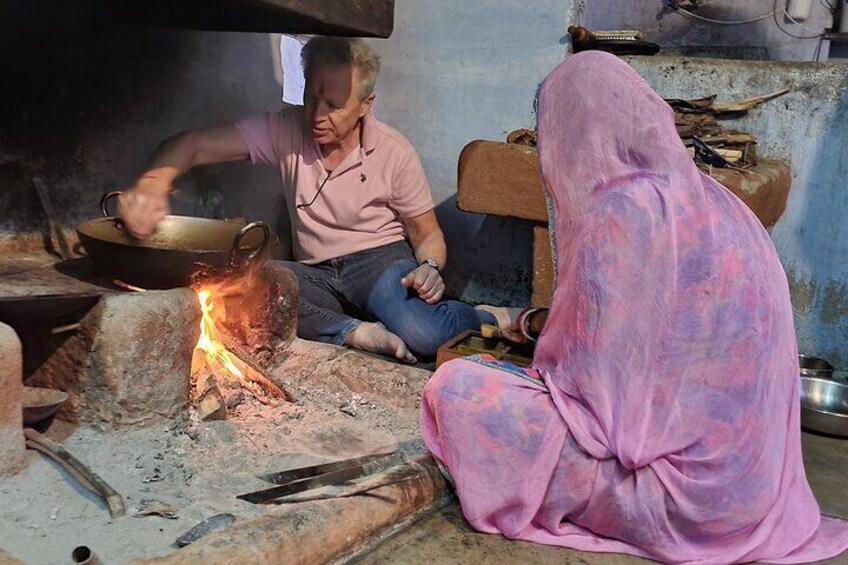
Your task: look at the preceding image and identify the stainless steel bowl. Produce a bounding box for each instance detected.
[800,376,848,437]
[799,354,835,378]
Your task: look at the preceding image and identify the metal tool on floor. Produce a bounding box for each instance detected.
[238,450,412,504]
[24,428,126,518]
[176,513,236,547]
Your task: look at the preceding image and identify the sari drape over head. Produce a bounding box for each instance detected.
[421,51,848,564]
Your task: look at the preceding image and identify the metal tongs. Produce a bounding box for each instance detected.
[237,450,413,505]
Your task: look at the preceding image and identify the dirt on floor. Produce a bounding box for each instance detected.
[0,339,432,564]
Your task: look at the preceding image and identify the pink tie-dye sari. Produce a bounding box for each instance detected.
[421,52,848,563]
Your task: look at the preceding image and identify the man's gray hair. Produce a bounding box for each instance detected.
[301,37,381,101]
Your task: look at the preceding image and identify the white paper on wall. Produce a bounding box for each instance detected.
[281,35,307,105]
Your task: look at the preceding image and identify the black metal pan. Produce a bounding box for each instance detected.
[76,191,277,289]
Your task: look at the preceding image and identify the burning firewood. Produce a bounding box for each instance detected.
[190,284,290,409]
[195,377,227,421]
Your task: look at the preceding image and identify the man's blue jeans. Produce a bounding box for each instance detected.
[266,241,495,358]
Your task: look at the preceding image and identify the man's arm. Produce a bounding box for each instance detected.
[118,125,249,239]
[401,209,447,304]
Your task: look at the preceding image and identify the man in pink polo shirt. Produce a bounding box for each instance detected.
[118,37,496,363]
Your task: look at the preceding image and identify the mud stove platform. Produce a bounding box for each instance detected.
[0,255,447,564]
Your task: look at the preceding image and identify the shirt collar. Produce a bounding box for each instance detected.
[361,110,379,154]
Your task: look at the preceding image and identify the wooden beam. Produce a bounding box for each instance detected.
[110,0,395,37]
[531,224,554,308]
[457,139,790,228]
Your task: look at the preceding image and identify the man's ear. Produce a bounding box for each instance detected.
[360,93,376,117]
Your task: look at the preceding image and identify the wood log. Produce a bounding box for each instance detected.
[698,133,758,145]
[713,87,790,113]
[457,140,547,222]
[197,386,227,421]
[532,225,554,308]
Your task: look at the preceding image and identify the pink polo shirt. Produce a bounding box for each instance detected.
[236,106,434,264]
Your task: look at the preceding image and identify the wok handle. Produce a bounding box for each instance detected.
[231,221,271,266]
[100,191,122,217]
[100,191,126,231]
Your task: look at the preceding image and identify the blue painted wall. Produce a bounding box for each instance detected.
[626,57,848,371]
[369,0,575,305]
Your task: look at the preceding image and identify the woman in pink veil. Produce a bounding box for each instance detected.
[420,51,848,564]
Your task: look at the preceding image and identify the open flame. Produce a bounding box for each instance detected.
[196,288,243,380]
[190,279,288,411]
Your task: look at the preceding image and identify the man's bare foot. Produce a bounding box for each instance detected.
[346,322,417,364]
[474,305,516,329]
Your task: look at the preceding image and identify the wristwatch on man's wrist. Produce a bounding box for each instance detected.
[419,258,440,272]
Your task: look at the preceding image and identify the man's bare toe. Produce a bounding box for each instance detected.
[346,322,417,364]
[394,341,417,364]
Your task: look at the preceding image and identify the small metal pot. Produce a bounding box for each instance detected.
[800,376,848,437]
[71,545,102,565]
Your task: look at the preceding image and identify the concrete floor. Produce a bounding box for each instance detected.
[356,432,848,565]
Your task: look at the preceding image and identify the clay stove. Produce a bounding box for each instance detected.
[0,254,297,428]
[0,252,445,564]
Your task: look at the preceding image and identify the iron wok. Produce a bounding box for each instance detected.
[76,191,278,289]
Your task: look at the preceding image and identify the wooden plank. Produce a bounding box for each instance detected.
[457,139,790,228]
[531,224,554,308]
[269,0,395,37]
[457,140,548,222]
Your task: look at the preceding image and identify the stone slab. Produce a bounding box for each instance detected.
[27,289,200,427]
[0,322,25,476]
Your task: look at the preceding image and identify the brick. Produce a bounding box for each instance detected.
[0,322,25,476]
